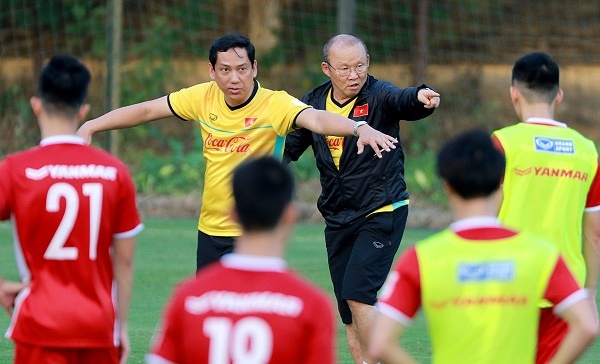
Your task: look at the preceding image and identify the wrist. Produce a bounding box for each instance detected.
[353,121,367,137]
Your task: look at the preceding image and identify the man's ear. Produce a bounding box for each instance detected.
[209,62,216,80]
[554,88,564,106]
[77,104,91,122]
[281,203,298,226]
[492,187,504,215]
[509,85,519,104]
[442,180,455,198]
[321,62,331,77]
[252,60,258,78]
[30,96,43,117]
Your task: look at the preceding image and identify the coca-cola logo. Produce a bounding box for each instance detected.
[204,133,252,153]
[326,136,344,150]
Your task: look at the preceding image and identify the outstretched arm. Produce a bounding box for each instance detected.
[77,96,173,144]
[294,108,398,158]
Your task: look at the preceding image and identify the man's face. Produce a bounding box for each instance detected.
[209,47,258,107]
[321,43,369,103]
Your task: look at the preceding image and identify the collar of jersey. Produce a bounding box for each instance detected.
[524,117,567,128]
[40,134,86,146]
[449,216,502,232]
[221,253,287,272]
[227,80,259,111]
[328,86,359,108]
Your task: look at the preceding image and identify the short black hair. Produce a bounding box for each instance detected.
[209,33,256,68]
[39,54,90,116]
[436,129,505,199]
[512,52,560,103]
[232,156,294,231]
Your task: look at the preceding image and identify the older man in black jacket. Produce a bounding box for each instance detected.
[284,34,440,364]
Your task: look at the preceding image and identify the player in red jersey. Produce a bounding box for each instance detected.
[0,54,143,364]
[147,156,336,364]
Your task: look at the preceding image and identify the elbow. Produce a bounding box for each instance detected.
[584,213,600,248]
[584,319,599,341]
[367,345,384,363]
[592,233,600,249]
[574,316,599,346]
[114,256,135,280]
[587,223,600,248]
[367,332,384,362]
[368,337,393,363]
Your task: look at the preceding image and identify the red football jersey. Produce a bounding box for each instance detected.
[1,135,143,347]
[148,254,336,364]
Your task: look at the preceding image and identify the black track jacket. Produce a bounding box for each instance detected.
[284,75,435,228]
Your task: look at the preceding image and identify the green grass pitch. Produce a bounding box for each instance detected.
[0,218,598,363]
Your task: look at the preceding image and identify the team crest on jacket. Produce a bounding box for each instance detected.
[245,117,257,127]
[353,104,369,117]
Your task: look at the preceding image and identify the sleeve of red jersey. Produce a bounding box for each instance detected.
[585,159,600,210]
[491,134,505,154]
[113,164,143,238]
[376,246,421,326]
[0,159,11,220]
[543,256,588,315]
[304,290,337,364]
[148,286,185,363]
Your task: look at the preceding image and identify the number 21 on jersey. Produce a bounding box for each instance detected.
[44,182,103,261]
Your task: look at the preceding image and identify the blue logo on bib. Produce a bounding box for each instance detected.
[458,261,515,282]
[534,137,574,154]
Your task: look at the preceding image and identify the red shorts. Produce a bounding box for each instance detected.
[14,343,119,364]
[536,307,568,364]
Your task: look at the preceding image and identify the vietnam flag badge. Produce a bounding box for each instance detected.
[245,117,257,127]
[353,104,369,117]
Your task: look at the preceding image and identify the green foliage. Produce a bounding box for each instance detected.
[161,0,217,57]
[355,1,413,60]
[403,121,447,207]
[0,85,37,155]
[133,128,205,195]
[0,0,526,211]
[288,147,320,181]
[404,148,446,207]
[64,2,107,56]
[132,135,320,195]
[121,16,175,102]
[0,84,24,114]
[0,0,107,55]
